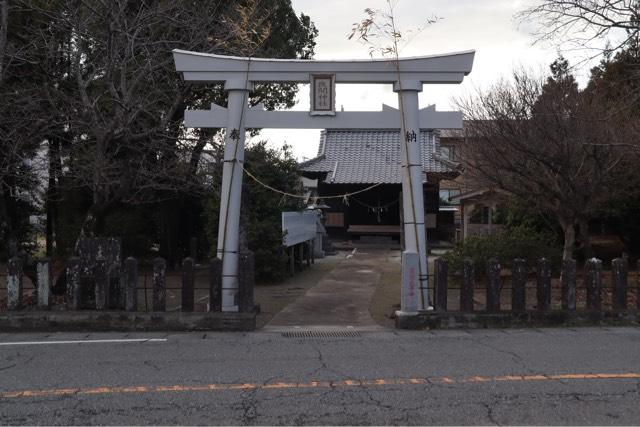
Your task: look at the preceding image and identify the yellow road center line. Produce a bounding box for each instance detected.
[2,372,639,399]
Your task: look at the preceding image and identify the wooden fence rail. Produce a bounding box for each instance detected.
[3,253,256,313]
[433,257,640,313]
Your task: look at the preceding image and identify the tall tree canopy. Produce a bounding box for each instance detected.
[0,0,317,259]
[521,0,640,54]
[458,58,639,261]
[587,41,640,115]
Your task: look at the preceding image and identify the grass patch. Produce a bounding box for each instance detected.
[368,253,401,328]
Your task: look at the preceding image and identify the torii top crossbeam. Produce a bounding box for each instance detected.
[173,50,475,130]
[173,49,474,84]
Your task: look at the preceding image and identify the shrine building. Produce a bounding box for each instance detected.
[300,128,460,245]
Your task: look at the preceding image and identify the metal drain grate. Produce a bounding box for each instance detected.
[282,330,362,339]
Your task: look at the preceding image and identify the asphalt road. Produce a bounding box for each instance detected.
[1,327,640,425]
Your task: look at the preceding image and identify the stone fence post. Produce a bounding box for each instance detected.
[461,258,474,312]
[511,258,526,313]
[586,258,602,312]
[108,263,123,310]
[486,258,501,312]
[66,257,81,310]
[434,258,448,312]
[94,257,108,310]
[36,259,51,309]
[125,257,138,312]
[612,258,628,310]
[637,260,640,311]
[536,258,551,312]
[7,257,23,310]
[182,257,195,312]
[561,259,577,311]
[153,257,166,311]
[238,251,255,313]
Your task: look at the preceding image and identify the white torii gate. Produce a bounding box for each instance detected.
[173,49,474,314]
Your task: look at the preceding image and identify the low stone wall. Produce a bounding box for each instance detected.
[397,256,640,329]
[396,310,640,329]
[0,311,256,332]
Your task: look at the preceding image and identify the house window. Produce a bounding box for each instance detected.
[440,145,456,161]
[439,189,461,206]
[470,206,489,224]
[469,205,508,224]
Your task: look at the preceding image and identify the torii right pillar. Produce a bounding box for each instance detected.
[395,80,430,313]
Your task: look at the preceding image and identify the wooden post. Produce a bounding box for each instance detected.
[190,237,198,263]
[289,246,295,276]
[66,257,81,310]
[108,263,123,309]
[298,242,304,268]
[124,257,138,311]
[536,258,551,311]
[181,257,195,312]
[94,257,108,310]
[152,257,166,312]
[637,259,640,311]
[612,258,628,310]
[586,258,602,312]
[7,257,23,310]
[238,251,255,313]
[311,239,315,265]
[486,258,501,312]
[36,258,51,309]
[462,204,472,242]
[561,259,577,311]
[209,258,222,312]
[434,258,448,312]
[461,258,474,312]
[511,258,526,313]
[399,191,404,250]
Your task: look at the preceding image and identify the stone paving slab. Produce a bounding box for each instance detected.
[266,249,389,328]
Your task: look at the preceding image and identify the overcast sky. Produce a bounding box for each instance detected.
[255,0,601,160]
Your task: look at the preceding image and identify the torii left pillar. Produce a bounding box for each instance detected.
[217,80,253,311]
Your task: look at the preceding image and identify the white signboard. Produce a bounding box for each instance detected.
[401,251,420,313]
[310,74,335,116]
[282,211,317,247]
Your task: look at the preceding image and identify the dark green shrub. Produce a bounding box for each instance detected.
[204,141,303,282]
[443,225,562,274]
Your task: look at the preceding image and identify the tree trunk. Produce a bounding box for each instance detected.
[0,0,8,83]
[577,218,593,260]
[559,219,576,262]
[188,129,217,177]
[46,138,61,256]
[73,202,107,252]
[158,200,179,268]
[0,188,15,252]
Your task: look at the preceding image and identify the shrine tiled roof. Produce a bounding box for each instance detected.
[299,129,455,184]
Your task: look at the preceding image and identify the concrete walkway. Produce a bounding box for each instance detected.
[265,249,389,329]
